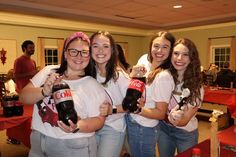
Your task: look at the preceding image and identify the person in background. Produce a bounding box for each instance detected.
[125,31,175,157]
[116,43,131,74]
[157,38,204,157]
[215,61,235,88]
[90,31,130,157]
[13,40,37,93]
[204,63,218,86]
[19,32,109,157]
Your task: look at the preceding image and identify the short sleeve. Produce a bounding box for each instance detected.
[116,71,130,98]
[152,70,175,103]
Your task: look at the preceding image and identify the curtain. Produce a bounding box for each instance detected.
[57,39,64,64]
[37,38,45,69]
[207,38,212,69]
[230,37,236,71]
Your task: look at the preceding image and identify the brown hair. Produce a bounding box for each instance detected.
[170,38,203,106]
[90,31,118,85]
[146,31,175,84]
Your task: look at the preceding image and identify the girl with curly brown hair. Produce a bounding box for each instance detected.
[157,38,204,157]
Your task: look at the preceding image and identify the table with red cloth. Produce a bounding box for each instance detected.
[203,86,236,118]
[175,125,236,157]
[0,105,33,148]
[218,125,236,156]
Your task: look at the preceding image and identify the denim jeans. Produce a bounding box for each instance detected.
[125,114,157,157]
[96,125,125,157]
[29,130,97,157]
[157,121,198,157]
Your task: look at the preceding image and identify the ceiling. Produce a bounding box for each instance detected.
[0,0,236,30]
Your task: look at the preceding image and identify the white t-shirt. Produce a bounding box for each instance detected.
[131,70,175,127]
[30,65,109,139]
[168,81,204,132]
[96,70,130,132]
[137,54,151,72]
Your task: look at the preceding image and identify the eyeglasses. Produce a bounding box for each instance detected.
[67,48,90,57]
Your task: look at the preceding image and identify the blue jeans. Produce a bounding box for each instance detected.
[96,125,125,157]
[157,121,198,157]
[125,114,157,157]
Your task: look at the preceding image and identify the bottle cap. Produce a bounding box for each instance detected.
[192,148,201,155]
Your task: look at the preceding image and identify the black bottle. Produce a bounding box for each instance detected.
[13,94,24,116]
[2,95,15,117]
[122,66,146,113]
[52,80,78,126]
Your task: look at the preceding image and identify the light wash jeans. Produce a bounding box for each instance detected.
[125,114,157,157]
[157,121,198,157]
[29,130,97,157]
[96,125,125,157]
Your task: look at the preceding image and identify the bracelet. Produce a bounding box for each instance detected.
[73,127,80,133]
[41,88,48,97]
[112,108,117,114]
[73,124,80,133]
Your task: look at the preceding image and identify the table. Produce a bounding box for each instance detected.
[175,139,210,157]
[203,86,236,118]
[175,125,236,157]
[218,125,236,156]
[0,105,33,148]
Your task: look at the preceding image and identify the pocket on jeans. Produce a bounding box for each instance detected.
[64,137,89,149]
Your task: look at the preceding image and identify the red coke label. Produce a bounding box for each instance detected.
[53,89,73,104]
[15,101,23,106]
[128,79,145,93]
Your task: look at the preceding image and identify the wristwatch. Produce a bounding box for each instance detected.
[112,108,117,114]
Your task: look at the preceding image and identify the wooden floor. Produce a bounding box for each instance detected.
[0,120,211,157]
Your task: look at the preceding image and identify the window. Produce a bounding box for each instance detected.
[212,46,230,68]
[44,48,59,65]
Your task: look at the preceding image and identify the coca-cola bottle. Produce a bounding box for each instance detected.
[2,95,15,117]
[122,66,146,113]
[192,148,201,157]
[13,94,24,116]
[52,79,78,126]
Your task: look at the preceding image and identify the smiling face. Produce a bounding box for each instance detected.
[171,43,190,75]
[91,34,111,67]
[151,37,171,66]
[64,39,90,74]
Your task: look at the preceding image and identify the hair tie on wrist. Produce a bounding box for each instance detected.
[41,88,48,97]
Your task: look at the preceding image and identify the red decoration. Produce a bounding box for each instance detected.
[0,48,7,65]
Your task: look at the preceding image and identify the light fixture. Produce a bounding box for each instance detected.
[173,5,183,9]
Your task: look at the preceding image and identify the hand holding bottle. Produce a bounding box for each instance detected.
[42,72,60,97]
[130,65,147,78]
[57,118,81,133]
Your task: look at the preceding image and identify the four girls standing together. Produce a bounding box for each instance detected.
[19,30,204,157]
